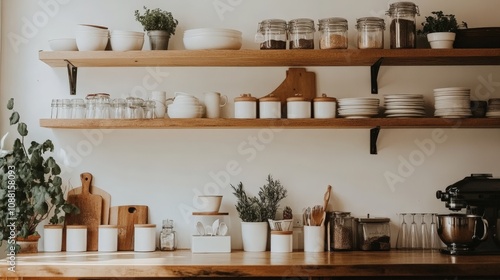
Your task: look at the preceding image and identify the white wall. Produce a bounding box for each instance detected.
[1,0,500,251]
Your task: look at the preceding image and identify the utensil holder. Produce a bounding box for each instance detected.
[304,225,325,252]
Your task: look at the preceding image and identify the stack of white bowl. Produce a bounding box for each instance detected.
[183,28,242,50]
[167,93,204,118]
[433,87,472,118]
[110,30,144,51]
[337,97,380,118]
[75,24,109,51]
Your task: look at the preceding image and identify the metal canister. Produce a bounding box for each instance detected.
[332,211,354,250]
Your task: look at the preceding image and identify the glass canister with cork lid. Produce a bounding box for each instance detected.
[318,17,348,49]
[356,215,391,251]
[256,19,288,50]
[288,18,316,49]
[331,211,354,250]
[386,1,419,49]
[356,17,386,49]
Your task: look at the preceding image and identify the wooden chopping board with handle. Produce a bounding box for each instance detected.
[68,173,111,224]
[65,172,103,251]
[109,205,148,251]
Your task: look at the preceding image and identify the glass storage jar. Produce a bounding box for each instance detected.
[356,17,385,49]
[318,17,348,49]
[256,19,287,50]
[288,18,315,49]
[356,215,391,251]
[332,211,354,250]
[386,1,419,49]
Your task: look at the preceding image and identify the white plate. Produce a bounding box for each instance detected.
[385,94,423,99]
[385,109,426,114]
[386,114,426,118]
[433,87,470,92]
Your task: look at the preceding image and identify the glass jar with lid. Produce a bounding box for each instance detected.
[332,211,354,250]
[356,215,391,251]
[356,17,385,49]
[256,19,287,50]
[318,17,348,49]
[288,18,316,49]
[386,2,419,49]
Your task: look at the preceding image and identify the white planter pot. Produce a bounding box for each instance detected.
[241,221,268,252]
[427,32,456,49]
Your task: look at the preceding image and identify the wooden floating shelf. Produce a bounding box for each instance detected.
[40,118,500,129]
[39,49,500,67]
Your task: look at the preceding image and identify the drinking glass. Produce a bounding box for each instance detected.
[396,213,409,249]
[420,213,430,249]
[429,213,441,249]
[51,99,61,119]
[71,99,86,119]
[409,213,420,249]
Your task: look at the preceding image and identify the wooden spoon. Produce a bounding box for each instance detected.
[323,185,332,212]
[311,205,324,226]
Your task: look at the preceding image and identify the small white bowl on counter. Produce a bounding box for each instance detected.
[110,30,144,51]
[75,24,109,51]
[183,28,242,50]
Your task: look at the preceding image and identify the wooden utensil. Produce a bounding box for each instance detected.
[323,185,332,212]
[311,205,324,226]
[68,173,111,224]
[65,172,103,251]
[109,205,148,251]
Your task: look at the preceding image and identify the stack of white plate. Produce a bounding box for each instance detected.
[486,98,500,118]
[433,87,472,118]
[337,97,380,118]
[383,94,426,118]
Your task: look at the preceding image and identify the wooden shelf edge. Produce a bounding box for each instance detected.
[39,118,500,129]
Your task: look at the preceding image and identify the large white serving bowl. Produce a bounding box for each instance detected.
[49,38,78,51]
[183,28,242,50]
[110,35,144,51]
[76,32,109,51]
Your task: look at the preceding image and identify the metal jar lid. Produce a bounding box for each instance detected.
[287,94,309,102]
[314,93,337,102]
[235,93,257,102]
[386,2,419,17]
[318,17,348,31]
[356,217,390,223]
[260,94,280,102]
[356,17,386,29]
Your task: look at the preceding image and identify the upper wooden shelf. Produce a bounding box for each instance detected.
[39,118,500,129]
[39,49,500,68]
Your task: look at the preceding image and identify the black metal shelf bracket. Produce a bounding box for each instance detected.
[370,126,381,155]
[65,60,78,95]
[370,58,384,94]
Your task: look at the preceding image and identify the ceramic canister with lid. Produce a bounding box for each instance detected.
[287,94,311,119]
[270,231,293,253]
[43,225,63,252]
[66,225,87,252]
[134,224,156,252]
[313,94,337,118]
[98,225,118,252]
[234,94,257,119]
[259,95,281,119]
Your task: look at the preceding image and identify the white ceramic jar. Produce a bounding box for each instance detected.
[98,225,118,252]
[259,95,281,119]
[43,225,63,252]
[287,95,311,119]
[313,94,337,119]
[271,231,293,252]
[66,225,87,252]
[134,224,156,252]
[234,94,257,119]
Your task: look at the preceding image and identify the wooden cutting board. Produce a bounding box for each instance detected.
[109,205,148,251]
[68,173,111,224]
[65,173,103,251]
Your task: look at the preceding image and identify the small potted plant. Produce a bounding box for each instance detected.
[134,6,179,50]
[231,175,287,252]
[418,11,467,49]
[0,98,79,253]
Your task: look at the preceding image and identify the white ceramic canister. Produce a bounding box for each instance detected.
[98,225,118,252]
[43,225,63,252]
[313,94,337,119]
[259,95,281,119]
[234,94,257,119]
[134,224,156,252]
[270,231,293,253]
[303,225,325,252]
[287,95,311,119]
[66,225,87,252]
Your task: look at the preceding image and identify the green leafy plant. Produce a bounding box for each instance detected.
[418,11,467,35]
[134,6,179,35]
[0,98,78,246]
[231,175,287,222]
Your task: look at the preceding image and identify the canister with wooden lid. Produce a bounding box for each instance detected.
[313,94,337,119]
[66,225,87,252]
[134,224,156,252]
[234,94,257,119]
[287,94,311,119]
[259,95,281,119]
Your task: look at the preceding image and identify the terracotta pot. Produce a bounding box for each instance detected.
[16,235,41,253]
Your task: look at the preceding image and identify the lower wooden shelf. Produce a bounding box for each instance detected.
[40,118,500,129]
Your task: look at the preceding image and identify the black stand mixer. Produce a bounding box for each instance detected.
[436,174,500,255]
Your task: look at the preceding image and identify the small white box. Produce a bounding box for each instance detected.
[191,235,231,253]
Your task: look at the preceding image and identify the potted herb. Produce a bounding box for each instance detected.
[231,175,287,252]
[134,6,179,50]
[418,11,467,49]
[0,98,79,253]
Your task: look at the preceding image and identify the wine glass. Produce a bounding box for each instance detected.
[409,213,420,249]
[396,213,409,249]
[420,213,430,249]
[429,213,441,249]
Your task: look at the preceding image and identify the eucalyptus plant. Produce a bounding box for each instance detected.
[134,6,179,35]
[231,175,287,222]
[418,11,467,35]
[0,98,78,245]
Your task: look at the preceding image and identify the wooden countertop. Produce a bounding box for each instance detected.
[2,250,500,279]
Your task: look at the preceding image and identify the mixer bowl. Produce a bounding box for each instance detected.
[437,214,488,252]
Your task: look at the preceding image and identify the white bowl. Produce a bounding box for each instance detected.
[76,33,109,51]
[111,30,144,37]
[184,28,242,37]
[197,195,223,213]
[110,35,144,51]
[77,24,108,32]
[49,38,78,51]
[183,28,242,50]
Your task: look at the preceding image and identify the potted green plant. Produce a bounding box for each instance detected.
[231,175,287,252]
[134,6,179,50]
[0,98,79,253]
[418,11,467,49]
